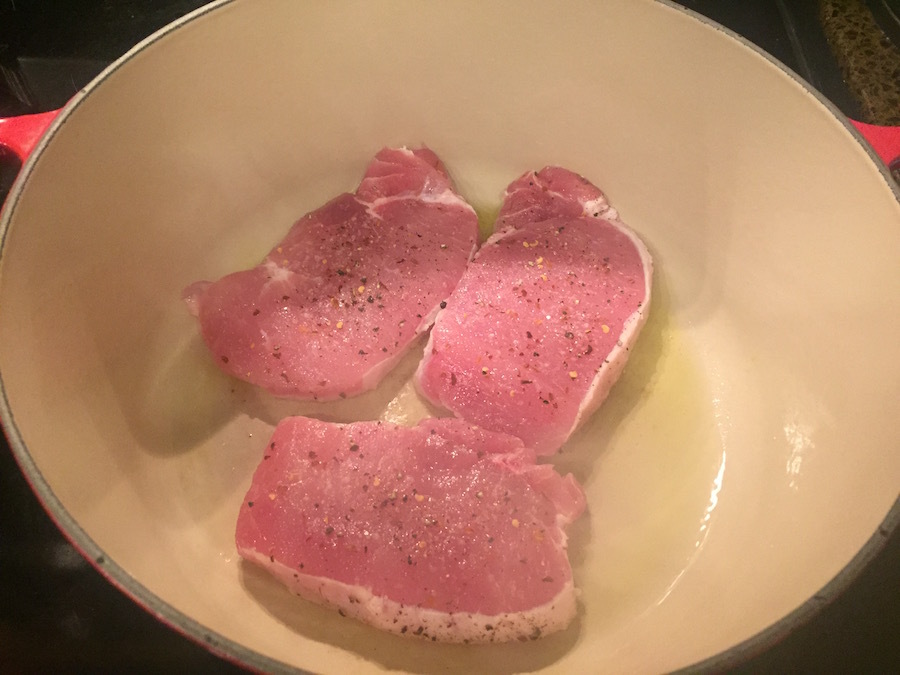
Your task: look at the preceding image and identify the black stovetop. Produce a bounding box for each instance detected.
[1,1,899,672]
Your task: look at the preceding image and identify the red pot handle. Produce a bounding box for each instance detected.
[0,110,61,162]
[851,120,900,169]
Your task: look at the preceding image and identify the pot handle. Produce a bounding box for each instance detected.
[0,110,61,162]
[851,120,900,170]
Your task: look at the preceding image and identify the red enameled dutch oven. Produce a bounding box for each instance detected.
[1,1,899,672]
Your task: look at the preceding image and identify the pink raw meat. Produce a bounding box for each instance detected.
[235,416,586,643]
[184,147,477,399]
[416,167,652,454]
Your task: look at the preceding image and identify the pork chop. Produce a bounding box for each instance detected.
[184,147,477,399]
[416,167,652,454]
[235,416,586,643]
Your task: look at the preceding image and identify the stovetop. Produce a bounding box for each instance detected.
[1,1,899,672]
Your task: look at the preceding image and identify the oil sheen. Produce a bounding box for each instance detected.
[557,267,726,635]
[167,188,725,639]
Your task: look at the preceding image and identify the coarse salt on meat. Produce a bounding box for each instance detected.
[416,167,652,454]
[235,417,586,643]
[184,147,477,400]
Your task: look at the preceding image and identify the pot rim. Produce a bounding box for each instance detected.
[1,1,897,672]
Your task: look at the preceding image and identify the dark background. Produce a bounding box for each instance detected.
[1,1,899,672]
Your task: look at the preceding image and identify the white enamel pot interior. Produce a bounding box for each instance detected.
[1,1,898,672]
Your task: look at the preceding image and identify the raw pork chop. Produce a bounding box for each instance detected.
[416,167,652,454]
[184,147,477,399]
[235,416,586,643]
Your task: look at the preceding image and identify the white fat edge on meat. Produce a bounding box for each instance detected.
[544,186,618,222]
[499,176,617,223]
[261,258,294,285]
[565,216,654,443]
[239,548,578,643]
[548,477,589,526]
[413,327,439,396]
[411,297,459,400]
[359,187,476,221]
[181,280,210,317]
[359,344,418,392]
[581,197,618,221]
[358,145,476,219]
